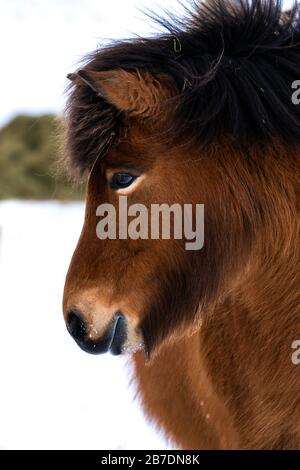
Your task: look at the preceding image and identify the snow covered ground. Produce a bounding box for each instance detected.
[0,200,170,450]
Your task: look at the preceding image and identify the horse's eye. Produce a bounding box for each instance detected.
[110,173,137,190]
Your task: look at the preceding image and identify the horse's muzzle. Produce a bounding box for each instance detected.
[66,309,127,355]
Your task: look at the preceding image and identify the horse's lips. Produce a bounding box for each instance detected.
[74,336,112,355]
[106,314,126,355]
[72,314,127,356]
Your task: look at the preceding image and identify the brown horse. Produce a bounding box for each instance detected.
[63,0,300,449]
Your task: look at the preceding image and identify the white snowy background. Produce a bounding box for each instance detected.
[0,0,294,450]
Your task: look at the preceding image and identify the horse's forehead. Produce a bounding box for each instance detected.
[64,85,124,179]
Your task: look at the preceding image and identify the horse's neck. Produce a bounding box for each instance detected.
[134,246,300,449]
[199,236,300,448]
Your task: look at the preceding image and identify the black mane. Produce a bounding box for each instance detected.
[66,0,300,175]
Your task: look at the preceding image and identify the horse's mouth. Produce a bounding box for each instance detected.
[67,311,128,356]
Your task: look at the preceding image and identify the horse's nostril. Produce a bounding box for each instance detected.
[66,310,87,341]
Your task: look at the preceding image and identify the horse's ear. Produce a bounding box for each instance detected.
[68,69,176,118]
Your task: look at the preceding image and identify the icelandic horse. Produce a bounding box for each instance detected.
[63,0,300,449]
